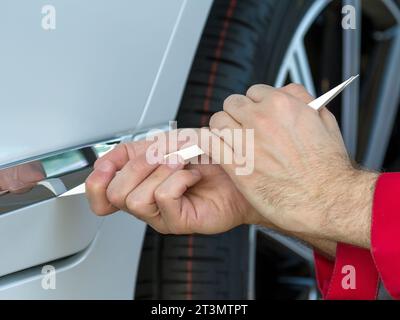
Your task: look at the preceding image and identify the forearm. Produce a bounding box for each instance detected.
[319,170,379,249]
[297,234,337,260]
[259,221,337,259]
[256,170,379,257]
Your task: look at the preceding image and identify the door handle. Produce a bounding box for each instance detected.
[0,143,113,214]
[0,126,172,277]
[0,125,172,214]
[0,142,116,277]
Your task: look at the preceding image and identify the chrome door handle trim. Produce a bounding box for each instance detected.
[0,124,172,213]
[37,178,68,197]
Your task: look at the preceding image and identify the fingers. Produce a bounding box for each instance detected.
[94,144,129,171]
[87,147,162,216]
[94,139,159,171]
[145,215,170,235]
[94,144,129,170]
[88,133,176,215]
[245,84,312,123]
[155,169,202,234]
[86,130,198,217]
[86,160,119,216]
[281,84,346,148]
[209,111,241,131]
[247,83,314,104]
[278,84,342,135]
[246,84,275,103]
[209,111,242,148]
[279,84,342,135]
[105,153,162,210]
[198,129,236,178]
[280,83,314,104]
[238,83,332,127]
[125,156,184,219]
[223,94,254,125]
[247,83,314,113]
[319,107,343,139]
[280,84,343,133]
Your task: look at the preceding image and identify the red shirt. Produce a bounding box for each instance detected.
[314,173,400,299]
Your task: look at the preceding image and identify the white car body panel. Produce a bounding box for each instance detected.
[0,0,211,167]
[0,212,145,299]
[0,0,212,299]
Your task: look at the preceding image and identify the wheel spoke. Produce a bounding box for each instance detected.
[283,42,317,97]
[294,42,317,97]
[247,225,256,300]
[288,55,302,84]
[382,0,400,24]
[342,0,361,158]
[275,0,330,90]
[364,28,400,170]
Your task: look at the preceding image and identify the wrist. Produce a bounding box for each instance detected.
[320,169,379,248]
[245,205,276,229]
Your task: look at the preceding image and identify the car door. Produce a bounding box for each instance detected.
[0,0,211,299]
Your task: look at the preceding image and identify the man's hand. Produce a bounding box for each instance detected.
[209,84,378,248]
[85,137,262,235]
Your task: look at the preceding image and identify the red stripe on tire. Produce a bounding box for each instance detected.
[187,0,238,300]
[200,0,238,126]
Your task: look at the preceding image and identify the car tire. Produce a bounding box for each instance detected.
[135,0,313,300]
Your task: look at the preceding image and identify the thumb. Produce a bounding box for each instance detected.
[154,169,202,234]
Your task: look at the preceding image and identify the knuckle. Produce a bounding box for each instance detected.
[90,203,110,216]
[154,188,170,202]
[85,178,98,192]
[85,176,105,196]
[89,203,100,215]
[126,195,145,214]
[106,187,123,207]
[285,83,306,94]
[326,109,338,122]
[176,170,191,182]
[115,143,127,154]
[270,91,291,106]
[122,142,138,158]
[282,83,314,103]
[223,94,248,110]
[130,211,147,221]
[246,84,269,99]
[209,111,226,129]
[323,109,341,129]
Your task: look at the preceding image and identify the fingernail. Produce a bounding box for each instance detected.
[96,160,113,173]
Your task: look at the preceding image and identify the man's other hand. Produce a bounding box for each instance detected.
[209,84,378,248]
[85,134,262,235]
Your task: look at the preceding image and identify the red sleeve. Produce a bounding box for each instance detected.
[314,244,379,299]
[314,251,334,297]
[371,173,400,300]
